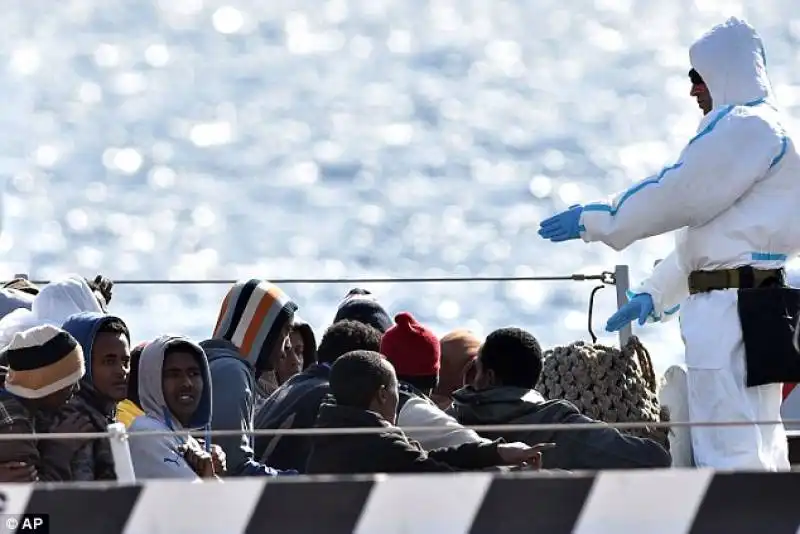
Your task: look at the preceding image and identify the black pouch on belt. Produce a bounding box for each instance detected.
[738,284,800,387]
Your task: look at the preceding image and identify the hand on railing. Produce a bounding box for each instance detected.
[497,442,556,469]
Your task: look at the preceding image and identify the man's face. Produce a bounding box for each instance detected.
[91,332,131,402]
[38,383,79,412]
[268,318,294,366]
[689,69,712,115]
[373,378,399,425]
[289,330,304,362]
[162,350,203,426]
[275,332,303,381]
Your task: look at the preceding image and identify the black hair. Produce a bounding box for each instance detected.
[344,288,372,297]
[97,318,130,342]
[478,327,543,388]
[127,343,145,407]
[164,340,203,359]
[317,320,382,365]
[86,275,113,306]
[293,323,318,370]
[330,350,395,409]
[398,375,438,395]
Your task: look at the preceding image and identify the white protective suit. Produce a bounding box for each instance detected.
[579,17,800,471]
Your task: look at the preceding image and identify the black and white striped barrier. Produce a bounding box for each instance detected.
[0,468,797,534]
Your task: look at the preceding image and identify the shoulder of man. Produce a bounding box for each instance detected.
[397,382,436,414]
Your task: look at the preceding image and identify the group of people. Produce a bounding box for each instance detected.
[0,14,796,482]
[0,274,672,482]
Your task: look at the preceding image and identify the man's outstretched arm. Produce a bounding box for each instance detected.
[541,110,783,251]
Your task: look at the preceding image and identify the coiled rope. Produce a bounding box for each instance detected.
[537,336,670,448]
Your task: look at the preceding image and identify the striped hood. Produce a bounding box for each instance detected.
[212,279,298,372]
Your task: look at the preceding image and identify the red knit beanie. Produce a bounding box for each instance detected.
[380,312,440,387]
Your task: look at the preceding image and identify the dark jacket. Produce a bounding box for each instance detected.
[253,363,331,472]
[306,402,505,474]
[54,312,122,481]
[451,386,671,470]
[201,339,292,477]
[0,391,65,481]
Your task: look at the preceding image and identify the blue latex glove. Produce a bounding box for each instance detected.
[538,205,584,242]
[605,293,654,332]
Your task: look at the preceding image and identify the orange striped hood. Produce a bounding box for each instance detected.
[212,280,297,371]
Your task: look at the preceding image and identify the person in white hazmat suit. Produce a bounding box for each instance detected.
[538,17,799,471]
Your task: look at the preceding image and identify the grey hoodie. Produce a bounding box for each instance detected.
[128,335,213,480]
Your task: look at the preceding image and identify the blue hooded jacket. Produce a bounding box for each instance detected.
[128,335,213,479]
[57,311,130,480]
[62,311,129,408]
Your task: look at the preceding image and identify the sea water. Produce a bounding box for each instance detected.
[1,0,800,376]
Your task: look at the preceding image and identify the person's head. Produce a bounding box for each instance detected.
[689,68,712,115]
[127,341,147,408]
[2,324,85,412]
[34,275,106,324]
[212,279,297,379]
[85,275,114,312]
[162,342,206,428]
[62,312,131,403]
[330,350,399,424]
[274,335,302,384]
[434,329,481,405]
[2,278,39,296]
[333,289,393,333]
[473,327,543,390]
[317,319,382,365]
[689,17,771,114]
[292,318,318,371]
[379,312,440,395]
[274,317,317,381]
[138,335,212,429]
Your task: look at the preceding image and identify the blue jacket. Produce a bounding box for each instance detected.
[200,339,295,477]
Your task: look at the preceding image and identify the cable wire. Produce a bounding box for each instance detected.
[7,272,618,286]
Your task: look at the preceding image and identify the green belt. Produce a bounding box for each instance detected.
[688,266,785,295]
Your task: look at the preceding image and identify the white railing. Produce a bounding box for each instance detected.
[45,415,800,485]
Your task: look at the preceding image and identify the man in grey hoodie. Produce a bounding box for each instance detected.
[200,279,297,476]
[128,335,222,480]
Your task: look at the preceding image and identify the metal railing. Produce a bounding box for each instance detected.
[14,417,796,442]
[8,264,634,347]
[13,416,797,484]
